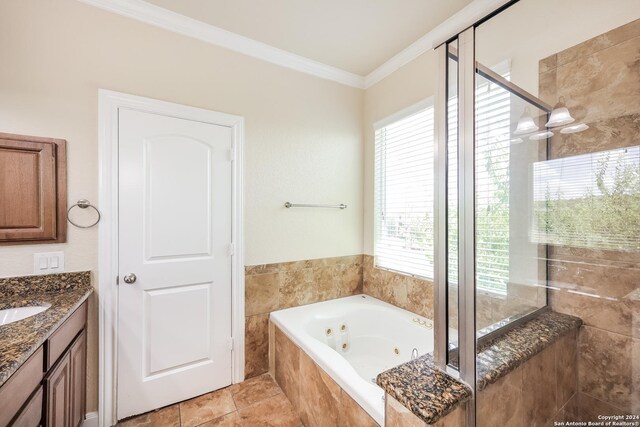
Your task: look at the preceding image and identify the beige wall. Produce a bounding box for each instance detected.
[0,0,364,274]
[363,49,439,255]
[0,0,364,413]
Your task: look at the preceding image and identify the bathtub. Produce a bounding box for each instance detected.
[270,295,434,425]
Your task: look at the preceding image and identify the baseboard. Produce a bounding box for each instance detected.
[82,412,99,427]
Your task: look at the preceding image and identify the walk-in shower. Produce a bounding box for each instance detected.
[433,1,639,425]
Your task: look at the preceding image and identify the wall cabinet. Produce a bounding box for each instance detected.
[0,302,87,427]
[0,132,67,245]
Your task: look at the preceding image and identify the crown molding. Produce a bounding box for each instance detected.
[363,0,513,89]
[78,0,366,89]
[78,0,512,91]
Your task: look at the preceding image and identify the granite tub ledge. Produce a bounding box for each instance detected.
[475,310,581,391]
[0,271,93,387]
[377,309,582,425]
[377,353,472,425]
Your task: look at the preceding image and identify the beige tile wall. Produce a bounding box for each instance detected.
[244,255,363,378]
[363,254,542,331]
[476,329,578,427]
[386,394,466,427]
[362,255,435,319]
[539,19,640,416]
[271,324,379,427]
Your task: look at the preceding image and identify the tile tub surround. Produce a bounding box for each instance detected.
[362,255,435,320]
[271,324,380,427]
[540,18,640,415]
[363,256,535,331]
[0,271,93,387]
[386,394,466,427]
[244,255,363,378]
[376,353,472,425]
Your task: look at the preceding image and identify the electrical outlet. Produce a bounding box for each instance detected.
[33,252,65,275]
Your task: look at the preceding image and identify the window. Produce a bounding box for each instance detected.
[374,102,435,278]
[445,65,512,295]
[532,146,640,251]
[373,64,513,290]
[474,68,511,295]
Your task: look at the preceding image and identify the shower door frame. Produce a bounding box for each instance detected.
[434,29,478,426]
[433,21,554,426]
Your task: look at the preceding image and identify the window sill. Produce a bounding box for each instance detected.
[372,264,433,282]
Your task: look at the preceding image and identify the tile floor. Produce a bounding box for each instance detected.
[117,373,303,427]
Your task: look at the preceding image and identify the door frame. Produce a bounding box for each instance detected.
[97,90,245,427]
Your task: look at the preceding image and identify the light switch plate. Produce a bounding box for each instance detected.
[33,252,65,275]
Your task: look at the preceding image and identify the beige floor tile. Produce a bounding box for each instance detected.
[230,373,281,409]
[198,411,243,427]
[117,404,180,427]
[179,389,236,427]
[238,393,303,427]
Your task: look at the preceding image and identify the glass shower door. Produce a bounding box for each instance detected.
[472,2,640,426]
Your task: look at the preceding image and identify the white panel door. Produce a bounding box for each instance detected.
[117,108,233,419]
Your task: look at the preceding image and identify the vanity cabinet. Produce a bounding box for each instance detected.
[46,353,71,427]
[0,302,87,427]
[45,330,85,427]
[68,332,86,427]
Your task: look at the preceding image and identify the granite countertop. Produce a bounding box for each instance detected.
[376,309,582,424]
[0,271,93,387]
[377,353,472,425]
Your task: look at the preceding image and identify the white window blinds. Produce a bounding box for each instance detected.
[374,104,435,278]
[475,69,511,294]
[444,67,512,294]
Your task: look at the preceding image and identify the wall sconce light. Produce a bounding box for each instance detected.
[545,96,575,128]
[514,107,539,135]
[529,131,554,141]
[560,123,589,134]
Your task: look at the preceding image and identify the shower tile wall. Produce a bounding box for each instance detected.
[476,329,578,426]
[244,255,363,378]
[540,19,640,415]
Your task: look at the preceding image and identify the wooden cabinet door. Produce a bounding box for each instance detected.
[45,353,70,427]
[0,133,66,244]
[11,386,43,427]
[69,331,86,427]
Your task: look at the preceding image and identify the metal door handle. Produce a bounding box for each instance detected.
[123,273,137,284]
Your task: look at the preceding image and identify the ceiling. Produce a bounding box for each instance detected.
[143,0,473,76]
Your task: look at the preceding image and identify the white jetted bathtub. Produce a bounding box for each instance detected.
[270,295,434,425]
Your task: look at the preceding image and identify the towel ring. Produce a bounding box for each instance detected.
[67,199,101,228]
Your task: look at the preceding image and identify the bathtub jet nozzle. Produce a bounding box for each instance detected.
[411,348,419,360]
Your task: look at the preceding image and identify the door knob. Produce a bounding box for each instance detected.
[123,273,137,284]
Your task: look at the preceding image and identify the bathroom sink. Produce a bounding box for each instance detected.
[0,305,50,326]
